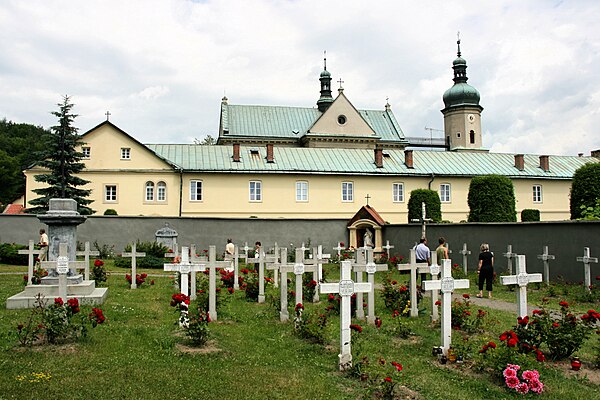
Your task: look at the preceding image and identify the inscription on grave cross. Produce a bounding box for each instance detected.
[577,247,599,292]
[163,246,205,298]
[320,260,372,371]
[423,259,470,355]
[536,246,555,285]
[40,243,86,301]
[292,249,318,306]
[500,255,543,318]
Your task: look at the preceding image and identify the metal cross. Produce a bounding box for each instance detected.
[105,111,111,121]
[365,194,370,206]
[337,78,344,89]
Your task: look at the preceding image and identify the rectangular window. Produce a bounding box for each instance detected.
[145,182,154,202]
[249,181,262,202]
[104,185,117,202]
[533,185,542,203]
[342,182,354,202]
[439,183,451,203]
[190,180,202,201]
[393,183,404,202]
[120,148,131,160]
[296,181,308,202]
[82,147,90,159]
[157,182,166,202]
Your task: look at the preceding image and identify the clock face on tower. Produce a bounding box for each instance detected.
[468,114,475,123]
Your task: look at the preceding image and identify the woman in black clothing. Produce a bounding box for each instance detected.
[477,243,494,298]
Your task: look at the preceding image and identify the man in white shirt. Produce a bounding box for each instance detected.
[415,237,430,291]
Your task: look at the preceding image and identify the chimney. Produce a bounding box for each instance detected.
[233,143,240,162]
[514,154,524,171]
[539,155,549,172]
[404,149,414,168]
[592,149,600,158]
[266,143,274,163]
[374,148,383,168]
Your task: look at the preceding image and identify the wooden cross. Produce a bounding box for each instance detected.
[105,111,111,121]
[576,247,598,292]
[122,243,147,289]
[18,240,42,285]
[410,202,432,238]
[500,255,543,318]
[352,248,388,324]
[459,243,471,275]
[40,243,86,301]
[321,260,372,371]
[396,248,430,317]
[163,246,205,298]
[204,245,232,320]
[537,246,555,285]
[76,241,100,281]
[266,247,295,321]
[503,244,517,274]
[423,259,470,355]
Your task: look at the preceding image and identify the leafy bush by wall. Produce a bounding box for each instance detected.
[467,175,516,222]
[570,162,600,219]
[521,209,540,222]
[0,243,28,265]
[113,241,170,269]
[407,189,442,223]
[103,209,118,215]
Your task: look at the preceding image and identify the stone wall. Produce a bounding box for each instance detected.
[1,214,598,283]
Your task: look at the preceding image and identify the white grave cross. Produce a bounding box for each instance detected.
[382,240,394,255]
[266,248,295,321]
[500,255,542,318]
[577,247,598,292]
[18,240,42,285]
[333,242,344,257]
[204,245,232,321]
[352,248,388,324]
[537,246,555,285]
[503,244,517,274]
[459,243,471,275]
[396,248,430,317]
[163,246,205,297]
[40,243,86,301]
[423,259,470,355]
[76,241,100,281]
[320,260,372,371]
[293,248,318,306]
[121,243,146,289]
[428,252,440,322]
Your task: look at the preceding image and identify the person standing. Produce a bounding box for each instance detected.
[477,243,494,298]
[225,238,235,260]
[436,237,449,266]
[415,237,431,289]
[38,228,48,262]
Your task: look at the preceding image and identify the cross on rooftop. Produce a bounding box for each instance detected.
[337,78,344,89]
[105,111,111,121]
[365,194,370,206]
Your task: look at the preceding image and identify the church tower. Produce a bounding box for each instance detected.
[441,38,485,151]
[317,53,333,112]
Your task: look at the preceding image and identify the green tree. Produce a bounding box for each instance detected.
[407,189,442,223]
[0,119,52,206]
[194,135,216,145]
[28,96,94,214]
[570,162,600,219]
[467,175,516,222]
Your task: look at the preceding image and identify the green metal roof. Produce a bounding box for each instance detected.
[220,104,407,143]
[145,144,596,179]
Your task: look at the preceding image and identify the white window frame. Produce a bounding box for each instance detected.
[296,181,308,202]
[104,185,117,203]
[533,185,542,203]
[249,180,262,202]
[145,181,154,202]
[82,146,91,159]
[439,183,451,203]
[392,182,404,203]
[120,147,131,160]
[190,180,202,201]
[342,181,354,202]
[157,181,167,202]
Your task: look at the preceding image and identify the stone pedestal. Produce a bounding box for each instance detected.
[156,223,178,251]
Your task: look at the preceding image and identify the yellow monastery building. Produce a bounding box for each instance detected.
[23,43,598,223]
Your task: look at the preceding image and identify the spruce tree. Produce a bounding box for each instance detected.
[28,96,94,214]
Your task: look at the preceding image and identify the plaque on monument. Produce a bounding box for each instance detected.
[56,256,69,274]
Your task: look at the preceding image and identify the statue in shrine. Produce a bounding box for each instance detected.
[363,228,374,248]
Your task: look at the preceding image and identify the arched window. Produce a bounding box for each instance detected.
[157,181,167,202]
[469,130,475,144]
[145,181,154,201]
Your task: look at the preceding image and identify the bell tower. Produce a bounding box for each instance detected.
[317,51,333,112]
[441,36,485,151]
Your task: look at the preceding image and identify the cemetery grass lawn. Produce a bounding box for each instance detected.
[0,264,597,399]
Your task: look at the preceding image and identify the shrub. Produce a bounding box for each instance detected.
[450,294,487,333]
[521,209,540,222]
[185,307,210,346]
[0,243,28,265]
[570,162,600,219]
[381,274,417,314]
[114,241,169,269]
[407,189,441,223]
[468,175,516,222]
[90,259,108,285]
[293,303,328,344]
[103,209,118,215]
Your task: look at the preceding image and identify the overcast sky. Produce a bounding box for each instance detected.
[1,0,599,156]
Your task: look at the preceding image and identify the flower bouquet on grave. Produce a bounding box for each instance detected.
[502,364,544,395]
[25,264,48,285]
[125,273,148,286]
[303,276,318,301]
[170,293,191,328]
[91,259,108,285]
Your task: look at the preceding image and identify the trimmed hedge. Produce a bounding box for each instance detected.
[521,209,540,222]
[570,162,600,219]
[407,189,442,223]
[467,175,516,222]
[104,209,118,215]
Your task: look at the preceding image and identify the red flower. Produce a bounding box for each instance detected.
[384,377,392,383]
[295,303,304,312]
[435,300,441,306]
[228,287,234,294]
[552,322,559,328]
[559,301,569,308]
[532,309,542,315]
[350,324,363,333]
[375,317,382,328]
[89,307,106,325]
[54,298,64,306]
[94,259,104,267]
[391,280,398,285]
[507,338,518,347]
[150,280,155,285]
[391,361,403,371]
[517,316,529,325]
[67,298,80,314]
[462,294,470,299]
[536,350,546,362]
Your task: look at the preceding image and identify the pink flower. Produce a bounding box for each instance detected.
[522,370,539,381]
[528,379,544,394]
[506,364,521,371]
[505,376,520,389]
[503,368,517,378]
[516,382,529,394]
